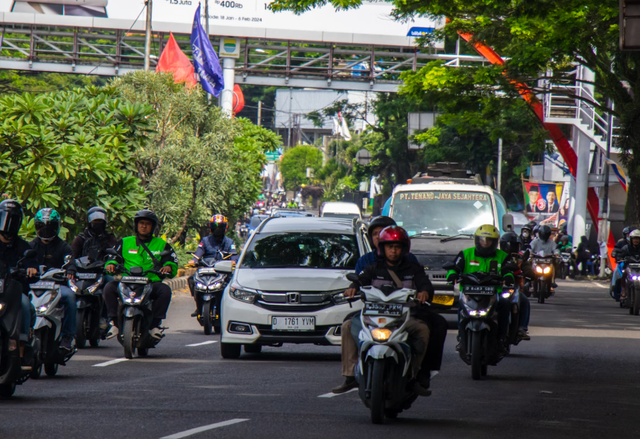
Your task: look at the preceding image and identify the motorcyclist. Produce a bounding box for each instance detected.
[617,230,640,304]
[343,216,447,391]
[333,226,433,396]
[530,225,559,292]
[611,227,633,304]
[70,206,118,262]
[187,214,237,317]
[446,225,514,354]
[0,200,37,368]
[30,208,77,351]
[519,223,534,250]
[499,231,531,341]
[103,209,178,340]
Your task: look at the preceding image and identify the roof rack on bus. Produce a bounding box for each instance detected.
[408,162,484,186]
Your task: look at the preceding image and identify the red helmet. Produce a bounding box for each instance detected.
[378,226,411,256]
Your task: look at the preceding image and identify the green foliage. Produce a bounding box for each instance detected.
[280,145,323,190]
[0,71,105,94]
[0,86,153,239]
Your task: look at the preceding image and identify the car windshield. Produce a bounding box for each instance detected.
[391,191,494,237]
[240,232,359,269]
[322,213,359,219]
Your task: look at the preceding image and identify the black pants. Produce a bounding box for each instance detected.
[103,281,172,321]
[418,309,448,372]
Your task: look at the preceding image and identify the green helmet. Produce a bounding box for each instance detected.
[34,208,61,240]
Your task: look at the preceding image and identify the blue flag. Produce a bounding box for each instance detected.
[191,4,224,97]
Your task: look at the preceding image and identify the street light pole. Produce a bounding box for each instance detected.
[205,0,210,35]
[144,0,153,71]
[497,138,503,193]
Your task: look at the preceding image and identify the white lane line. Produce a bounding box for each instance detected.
[318,388,357,398]
[160,418,249,439]
[593,282,606,289]
[92,358,129,367]
[185,340,218,347]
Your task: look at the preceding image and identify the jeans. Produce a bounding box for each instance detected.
[21,293,34,338]
[59,286,77,338]
[458,295,510,340]
[519,294,531,331]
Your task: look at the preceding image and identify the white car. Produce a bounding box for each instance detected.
[217,216,369,358]
[320,201,362,219]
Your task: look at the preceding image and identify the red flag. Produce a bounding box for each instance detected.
[232,84,245,114]
[156,33,196,87]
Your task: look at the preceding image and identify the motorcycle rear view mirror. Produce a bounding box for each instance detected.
[502,213,514,232]
[442,261,456,271]
[346,273,360,283]
[105,248,118,256]
[23,249,36,258]
[213,260,234,274]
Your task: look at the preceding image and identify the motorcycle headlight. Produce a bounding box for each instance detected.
[535,266,543,274]
[68,279,78,293]
[501,289,514,299]
[37,304,49,313]
[196,282,207,290]
[0,302,5,316]
[468,309,489,317]
[371,328,392,342]
[209,282,223,290]
[87,279,102,294]
[230,285,257,303]
[543,267,551,274]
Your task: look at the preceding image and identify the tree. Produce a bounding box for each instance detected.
[280,145,323,190]
[273,0,637,219]
[0,86,153,239]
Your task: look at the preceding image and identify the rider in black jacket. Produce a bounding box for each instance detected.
[333,226,433,396]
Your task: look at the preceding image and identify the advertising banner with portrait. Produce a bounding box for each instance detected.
[523,182,569,228]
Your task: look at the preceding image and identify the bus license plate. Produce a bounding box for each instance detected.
[271,316,315,331]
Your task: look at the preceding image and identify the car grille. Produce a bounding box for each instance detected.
[256,324,334,337]
[254,291,336,312]
[415,254,453,272]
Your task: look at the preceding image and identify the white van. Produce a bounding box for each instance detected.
[320,201,362,219]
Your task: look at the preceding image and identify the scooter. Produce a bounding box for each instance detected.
[0,250,37,397]
[346,273,423,425]
[187,251,230,335]
[624,255,640,316]
[29,257,77,378]
[532,255,555,304]
[559,252,573,279]
[68,256,107,348]
[105,248,170,359]
[456,271,505,380]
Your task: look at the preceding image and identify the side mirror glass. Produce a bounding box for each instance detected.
[213,260,234,274]
[502,213,514,232]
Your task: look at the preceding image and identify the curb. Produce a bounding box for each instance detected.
[164,276,191,295]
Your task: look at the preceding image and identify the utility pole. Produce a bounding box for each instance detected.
[288,88,293,148]
[603,99,614,217]
[144,0,153,71]
[257,101,262,126]
[205,0,210,35]
[497,138,503,193]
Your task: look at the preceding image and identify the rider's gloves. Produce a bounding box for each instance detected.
[447,272,459,283]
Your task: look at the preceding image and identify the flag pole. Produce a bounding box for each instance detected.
[144,0,153,71]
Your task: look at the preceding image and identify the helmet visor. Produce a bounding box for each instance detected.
[88,211,107,223]
[36,223,58,239]
[0,211,21,235]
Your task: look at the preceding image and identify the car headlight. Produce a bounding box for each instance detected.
[68,279,78,293]
[230,285,257,303]
[543,267,551,274]
[535,266,543,274]
[332,291,348,304]
[209,282,223,290]
[371,328,392,342]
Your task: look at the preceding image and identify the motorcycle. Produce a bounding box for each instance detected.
[105,248,170,359]
[0,250,37,397]
[456,271,505,380]
[187,251,231,335]
[532,255,555,304]
[68,256,107,348]
[559,252,573,279]
[624,255,640,315]
[346,273,424,424]
[29,257,77,378]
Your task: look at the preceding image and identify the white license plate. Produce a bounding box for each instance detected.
[271,316,315,331]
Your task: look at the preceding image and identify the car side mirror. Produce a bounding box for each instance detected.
[214,260,234,274]
[502,213,514,232]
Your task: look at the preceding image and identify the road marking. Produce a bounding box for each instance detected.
[318,388,357,398]
[185,340,218,347]
[593,282,607,289]
[160,418,249,439]
[92,358,129,367]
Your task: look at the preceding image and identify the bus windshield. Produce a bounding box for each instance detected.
[391,191,494,237]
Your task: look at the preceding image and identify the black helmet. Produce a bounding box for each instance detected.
[539,225,552,241]
[367,216,396,245]
[34,208,61,240]
[532,225,540,236]
[527,221,537,229]
[623,227,631,238]
[134,209,158,234]
[0,199,23,236]
[87,206,107,225]
[500,231,520,255]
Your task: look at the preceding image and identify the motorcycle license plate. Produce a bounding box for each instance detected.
[198,268,218,274]
[462,285,496,295]
[121,276,149,284]
[30,281,56,290]
[363,302,403,316]
[432,295,454,306]
[77,272,97,280]
[271,316,315,331]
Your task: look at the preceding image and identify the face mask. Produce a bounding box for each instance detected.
[522,231,530,238]
[91,222,106,235]
[213,227,225,240]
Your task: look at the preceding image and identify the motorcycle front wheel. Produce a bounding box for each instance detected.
[0,382,16,398]
[370,359,386,424]
[76,309,87,349]
[202,301,213,335]
[44,363,58,377]
[633,285,640,316]
[123,319,136,359]
[471,331,483,380]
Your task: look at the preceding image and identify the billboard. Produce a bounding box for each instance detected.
[0,0,443,47]
[523,181,570,228]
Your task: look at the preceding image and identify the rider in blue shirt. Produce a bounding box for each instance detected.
[188,214,237,316]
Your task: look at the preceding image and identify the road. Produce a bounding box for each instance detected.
[3,279,640,439]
